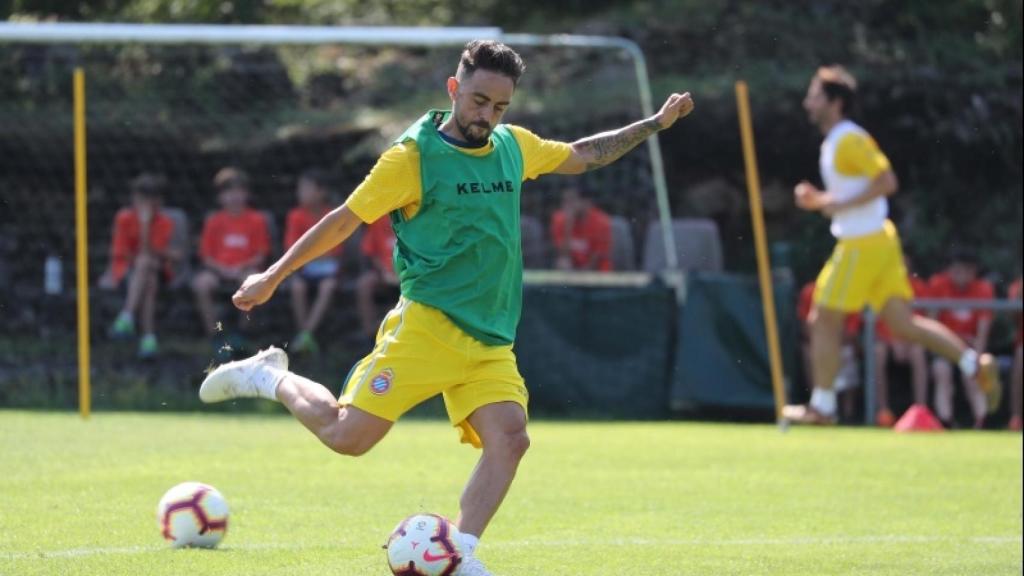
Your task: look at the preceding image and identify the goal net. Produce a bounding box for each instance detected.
[0,25,662,409]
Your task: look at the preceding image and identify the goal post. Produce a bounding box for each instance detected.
[0,22,677,414]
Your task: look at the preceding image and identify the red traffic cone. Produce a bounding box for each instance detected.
[894,404,944,432]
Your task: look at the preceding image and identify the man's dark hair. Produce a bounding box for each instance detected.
[130,172,167,198]
[816,65,857,116]
[458,40,525,85]
[299,168,332,191]
[949,245,979,267]
[213,166,250,192]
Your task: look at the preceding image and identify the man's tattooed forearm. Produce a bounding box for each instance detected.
[575,117,661,172]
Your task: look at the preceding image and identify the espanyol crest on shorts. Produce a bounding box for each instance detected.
[370,368,394,395]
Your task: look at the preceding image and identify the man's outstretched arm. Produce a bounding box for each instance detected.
[232,205,363,311]
[554,92,694,175]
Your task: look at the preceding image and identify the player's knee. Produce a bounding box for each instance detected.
[489,428,530,462]
[323,427,375,457]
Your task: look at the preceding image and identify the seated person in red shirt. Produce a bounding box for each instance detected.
[798,281,861,421]
[356,216,400,345]
[191,167,270,339]
[874,254,930,427]
[100,173,179,358]
[285,169,340,355]
[550,185,612,271]
[1009,276,1022,431]
[929,248,995,428]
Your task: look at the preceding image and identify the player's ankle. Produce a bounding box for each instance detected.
[255,366,287,401]
[457,531,479,555]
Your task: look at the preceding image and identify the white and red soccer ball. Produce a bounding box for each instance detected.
[156,482,229,549]
[386,513,463,576]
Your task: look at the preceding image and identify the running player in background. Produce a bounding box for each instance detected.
[198,40,694,575]
[784,65,999,425]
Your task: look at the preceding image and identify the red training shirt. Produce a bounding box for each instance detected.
[199,209,270,268]
[549,206,613,271]
[928,272,994,338]
[109,208,175,283]
[285,206,341,257]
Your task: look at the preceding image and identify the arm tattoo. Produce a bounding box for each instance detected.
[572,117,662,172]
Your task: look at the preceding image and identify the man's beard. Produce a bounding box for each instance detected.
[456,116,492,146]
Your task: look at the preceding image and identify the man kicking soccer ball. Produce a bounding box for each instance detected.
[200,40,694,575]
[783,65,999,425]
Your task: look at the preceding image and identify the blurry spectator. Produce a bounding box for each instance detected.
[356,216,400,346]
[285,169,340,355]
[929,249,994,428]
[100,173,179,358]
[191,167,270,341]
[550,185,612,271]
[1009,277,1022,431]
[798,282,860,421]
[874,256,930,427]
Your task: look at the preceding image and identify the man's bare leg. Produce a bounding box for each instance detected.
[456,401,529,542]
[200,352,392,455]
[276,373,392,456]
[908,343,929,406]
[191,270,221,337]
[875,342,892,420]
[304,277,338,334]
[880,299,966,361]
[933,358,956,423]
[881,297,997,388]
[140,267,159,336]
[809,306,846,392]
[784,305,847,421]
[290,276,309,330]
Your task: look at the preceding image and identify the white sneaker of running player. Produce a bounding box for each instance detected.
[455,554,492,576]
[199,347,288,403]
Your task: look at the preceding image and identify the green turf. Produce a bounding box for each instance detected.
[0,411,1020,575]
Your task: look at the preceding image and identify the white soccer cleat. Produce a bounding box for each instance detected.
[199,347,288,403]
[455,554,493,576]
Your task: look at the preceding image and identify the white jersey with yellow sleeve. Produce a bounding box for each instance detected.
[819,119,892,239]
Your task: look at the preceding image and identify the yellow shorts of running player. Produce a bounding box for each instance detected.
[338,297,529,449]
[814,220,914,313]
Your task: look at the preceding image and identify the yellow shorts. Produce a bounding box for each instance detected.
[814,220,913,313]
[338,297,529,449]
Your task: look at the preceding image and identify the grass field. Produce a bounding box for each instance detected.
[0,411,1020,575]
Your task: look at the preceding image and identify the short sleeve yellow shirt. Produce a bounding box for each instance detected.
[345,124,572,224]
[833,132,891,178]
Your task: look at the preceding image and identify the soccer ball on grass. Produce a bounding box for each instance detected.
[156,481,229,548]
[386,513,463,576]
